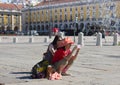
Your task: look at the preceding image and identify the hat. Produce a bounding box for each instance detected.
[57,32,64,40]
[57,37,74,48]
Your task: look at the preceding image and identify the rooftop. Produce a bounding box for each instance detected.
[0,3,23,10]
[35,0,80,7]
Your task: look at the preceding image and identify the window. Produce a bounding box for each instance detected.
[55,15,57,20]
[60,15,62,22]
[60,15,62,19]
[87,6,89,9]
[75,14,78,17]
[55,9,57,12]
[93,12,96,16]
[75,7,77,11]
[80,15,83,21]
[60,9,62,12]
[93,6,95,9]
[86,15,90,20]
[81,7,83,10]
[65,8,67,12]
[70,15,72,21]
[64,15,67,22]
[55,15,57,22]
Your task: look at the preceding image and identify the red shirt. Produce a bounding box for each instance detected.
[52,48,71,64]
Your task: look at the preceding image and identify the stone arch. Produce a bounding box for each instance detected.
[85,23,90,29]
[25,26,28,31]
[14,26,19,31]
[85,22,90,30]
[37,25,40,31]
[33,25,36,30]
[30,25,32,31]
[54,24,58,28]
[91,22,96,26]
[59,24,63,30]
[77,23,80,29]
[64,24,68,30]
[41,25,44,31]
[85,22,95,35]
[80,23,84,32]
[6,26,11,31]
[69,23,73,29]
[1,26,5,31]
[99,22,103,25]
[45,25,49,31]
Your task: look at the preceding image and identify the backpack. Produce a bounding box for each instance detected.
[31,60,49,79]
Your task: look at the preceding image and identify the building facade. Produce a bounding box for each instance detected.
[22,0,120,35]
[11,0,40,5]
[0,3,23,34]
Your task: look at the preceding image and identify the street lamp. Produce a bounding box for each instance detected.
[48,0,52,39]
[26,1,33,35]
[74,17,78,42]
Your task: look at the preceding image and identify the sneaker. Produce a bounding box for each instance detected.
[61,73,71,76]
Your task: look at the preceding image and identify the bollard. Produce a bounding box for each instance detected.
[44,37,49,43]
[29,37,34,43]
[96,32,102,46]
[13,37,18,43]
[78,32,84,46]
[113,33,118,46]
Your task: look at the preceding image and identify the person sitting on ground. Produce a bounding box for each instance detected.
[43,32,64,64]
[51,37,80,76]
[31,32,64,79]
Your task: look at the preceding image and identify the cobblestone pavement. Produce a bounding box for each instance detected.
[0,41,120,85]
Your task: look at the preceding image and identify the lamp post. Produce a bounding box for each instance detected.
[29,5,32,35]
[74,17,78,42]
[48,0,52,39]
[26,1,33,35]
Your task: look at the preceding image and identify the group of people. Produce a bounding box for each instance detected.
[31,32,80,80]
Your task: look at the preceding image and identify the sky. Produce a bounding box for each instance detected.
[2,0,11,2]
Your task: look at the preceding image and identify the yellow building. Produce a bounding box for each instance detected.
[22,0,120,35]
[0,3,22,34]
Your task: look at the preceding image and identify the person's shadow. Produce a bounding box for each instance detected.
[11,71,32,79]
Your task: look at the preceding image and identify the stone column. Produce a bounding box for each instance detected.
[113,33,119,46]
[11,14,14,30]
[96,32,102,46]
[13,37,18,43]
[78,32,84,46]
[44,37,49,43]
[29,36,34,43]
[19,15,22,31]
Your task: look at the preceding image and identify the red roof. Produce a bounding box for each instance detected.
[0,3,23,10]
[36,0,79,7]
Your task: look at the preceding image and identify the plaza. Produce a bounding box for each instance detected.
[0,1,120,85]
[0,36,120,85]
